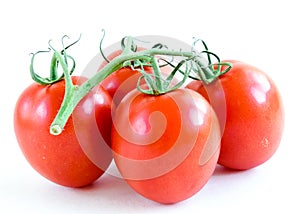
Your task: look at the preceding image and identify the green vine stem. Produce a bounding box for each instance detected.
[50,44,195,134]
[30,35,229,135]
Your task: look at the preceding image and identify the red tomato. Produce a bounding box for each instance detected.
[100,49,176,106]
[99,49,148,105]
[111,88,221,203]
[187,61,284,170]
[101,67,143,105]
[14,76,113,187]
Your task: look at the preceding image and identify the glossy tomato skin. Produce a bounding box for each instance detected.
[111,89,221,203]
[14,77,113,187]
[187,61,284,170]
[101,67,142,105]
[99,49,145,105]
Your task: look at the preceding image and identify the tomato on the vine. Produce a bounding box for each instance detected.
[99,50,176,105]
[111,88,221,204]
[99,49,146,105]
[14,76,113,187]
[187,60,284,170]
[101,67,144,105]
[18,33,284,204]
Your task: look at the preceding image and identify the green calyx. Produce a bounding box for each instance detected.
[188,38,232,83]
[132,38,233,95]
[29,35,81,85]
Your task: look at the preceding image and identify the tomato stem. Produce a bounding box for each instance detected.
[50,49,193,135]
[150,57,164,94]
[42,35,229,135]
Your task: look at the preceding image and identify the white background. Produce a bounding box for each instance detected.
[1,0,299,213]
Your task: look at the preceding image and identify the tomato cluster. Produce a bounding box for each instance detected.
[14,37,284,204]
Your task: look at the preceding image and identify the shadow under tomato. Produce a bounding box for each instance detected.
[212,164,254,176]
[61,173,164,209]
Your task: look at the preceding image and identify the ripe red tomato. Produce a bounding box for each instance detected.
[14,76,113,187]
[99,49,176,106]
[187,61,284,170]
[111,88,221,203]
[99,49,148,105]
[101,67,143,105]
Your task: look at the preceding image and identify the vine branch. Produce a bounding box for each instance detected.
[29,34,231,135]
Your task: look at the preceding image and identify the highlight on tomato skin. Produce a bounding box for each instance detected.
[14,77,113,187]
[187,60,285,170]
[111,88,221,204]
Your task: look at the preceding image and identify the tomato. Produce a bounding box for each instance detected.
[111,88,221,203]
[14,76,113,187]
[99,49,147,105]
[100,49,176,106]
[187,61,284,170]
[100,67,143,105]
